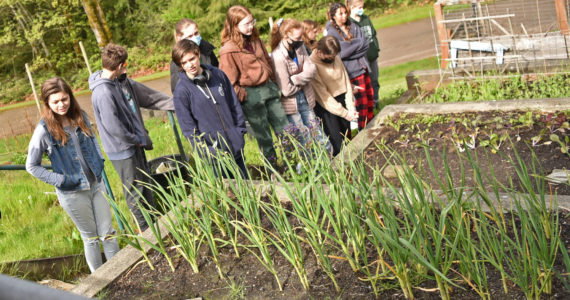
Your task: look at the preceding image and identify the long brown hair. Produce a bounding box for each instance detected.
[221,5,260,49]
[328,2,352,41]
[301,19,319,50]
[270,18,302,51]
[41,77,91,145]
[316,36,341,56]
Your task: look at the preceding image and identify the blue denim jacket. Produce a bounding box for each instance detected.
[26,113,104,193]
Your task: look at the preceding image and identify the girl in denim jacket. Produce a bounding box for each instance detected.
[26,77,119,273]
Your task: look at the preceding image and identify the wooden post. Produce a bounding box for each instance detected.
[462,13,477,75]
[24,63,41,115]
[434,3,449,68]
[79,41,92,75]
[555,0,569,35]
[507,8,521,73]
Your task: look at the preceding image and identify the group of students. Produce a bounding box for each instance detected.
[24,0,380,274]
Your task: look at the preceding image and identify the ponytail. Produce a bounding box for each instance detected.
[269,18,302,51]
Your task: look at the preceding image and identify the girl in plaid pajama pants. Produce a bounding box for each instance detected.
[325,2,374,130]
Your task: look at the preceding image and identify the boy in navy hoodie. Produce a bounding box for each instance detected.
[171,39,248,178]
[89,43,173,231]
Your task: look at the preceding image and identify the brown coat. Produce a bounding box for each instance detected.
[309,52,355,118]
[219,39,275,102]
[271,40,317,115]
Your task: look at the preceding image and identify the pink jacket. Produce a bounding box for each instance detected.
[271,40,317,115]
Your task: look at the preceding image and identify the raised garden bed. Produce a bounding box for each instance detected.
[102,211,570,299]
[403,63,570,105]
[364,109,570,195]
[73,99,570,300]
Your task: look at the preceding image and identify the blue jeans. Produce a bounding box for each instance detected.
[286,91,331,153]
[56,180,120,273]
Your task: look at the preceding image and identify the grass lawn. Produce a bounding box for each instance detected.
[377,56,440,110]
[372,4,434,30]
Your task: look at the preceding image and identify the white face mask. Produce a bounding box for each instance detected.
[355,8,364,16]
[188,35,202,46]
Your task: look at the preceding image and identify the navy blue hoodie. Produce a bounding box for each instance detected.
[173,64,247,157]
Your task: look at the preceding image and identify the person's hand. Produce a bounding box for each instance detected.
[352,84,364,94]
[344,110,358,122]
[60,175,80,189]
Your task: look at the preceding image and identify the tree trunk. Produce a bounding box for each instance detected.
[62,0,82,67]
[9,4,38,57]
[17,2,51,60]
[81,0,112,48]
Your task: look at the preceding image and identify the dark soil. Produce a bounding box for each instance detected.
[103,110,570,300]
[363,110,570,195]
[104,214,570,300]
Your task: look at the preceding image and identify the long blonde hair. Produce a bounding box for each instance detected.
[270,18,302,51]
[41,77,91,145]
[221,5,260,49]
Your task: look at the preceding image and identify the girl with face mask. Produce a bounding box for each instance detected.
[219,5,289,169]
[347,0,381,109]
[301,19,320,55]
[325,2,374,131]
[270,18,330,153]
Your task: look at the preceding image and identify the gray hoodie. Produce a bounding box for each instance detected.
[89,70,174,160]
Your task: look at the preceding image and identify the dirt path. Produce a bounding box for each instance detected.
[0,18,438,139]
[377,17,438,67]
[0,78,173,139]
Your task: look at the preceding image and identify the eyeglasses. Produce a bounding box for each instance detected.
[240,18,256,28]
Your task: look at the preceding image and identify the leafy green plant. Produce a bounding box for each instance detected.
[421,74,570,104]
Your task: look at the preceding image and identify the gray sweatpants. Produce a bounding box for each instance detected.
[57,181,120,273]
[111,147,155,231]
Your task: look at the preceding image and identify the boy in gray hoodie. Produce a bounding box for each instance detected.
[89,43,174,231]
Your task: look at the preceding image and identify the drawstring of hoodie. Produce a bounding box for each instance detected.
[204,84,235,153]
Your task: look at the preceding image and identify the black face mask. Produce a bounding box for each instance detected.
[288,40,304,50]
[117,73,127,83]
[322,58,334,64]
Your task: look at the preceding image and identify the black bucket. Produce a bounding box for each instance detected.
[148,154,190,189]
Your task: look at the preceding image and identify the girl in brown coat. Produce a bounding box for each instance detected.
[219,5,289,165]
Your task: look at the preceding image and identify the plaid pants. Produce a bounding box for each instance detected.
[350,72,375,130]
